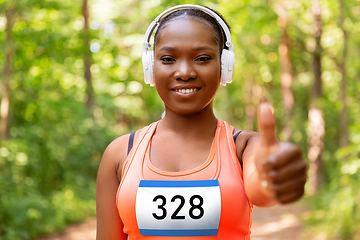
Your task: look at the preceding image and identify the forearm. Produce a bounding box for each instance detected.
[244,169,278,207]
[241,133,278,207]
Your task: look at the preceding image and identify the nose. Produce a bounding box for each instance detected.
[173,60,196,81]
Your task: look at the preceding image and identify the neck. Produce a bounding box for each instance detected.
[158,106,218,137]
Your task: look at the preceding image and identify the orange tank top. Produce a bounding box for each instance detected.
[117,120,253,239]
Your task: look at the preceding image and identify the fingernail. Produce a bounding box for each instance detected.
[260,96,268,103]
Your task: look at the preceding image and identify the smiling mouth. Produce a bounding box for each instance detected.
[172,88,200,94]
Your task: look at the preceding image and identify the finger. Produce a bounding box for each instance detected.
[263,143,303,170]
[258,98,277,146]
[277,190,305,204]
[271,175,307,200]
[266,158,307,183]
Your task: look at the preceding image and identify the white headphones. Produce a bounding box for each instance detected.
[142,4,235,87]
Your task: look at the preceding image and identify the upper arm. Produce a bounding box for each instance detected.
[237,130,260,184]
[234,129,258,171]
[96,135,129,240]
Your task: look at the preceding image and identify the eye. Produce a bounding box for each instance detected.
[195,56,212,62]
[160,57,175,63]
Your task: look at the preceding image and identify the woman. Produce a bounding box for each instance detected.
[96,5,307,239]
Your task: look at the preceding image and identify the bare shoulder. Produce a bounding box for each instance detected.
[100,135,128,179]
[100,130,142,181]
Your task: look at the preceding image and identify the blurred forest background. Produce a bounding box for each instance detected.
[0,0,359,239]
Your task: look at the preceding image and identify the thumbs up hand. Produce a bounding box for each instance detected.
[254,99,307,204]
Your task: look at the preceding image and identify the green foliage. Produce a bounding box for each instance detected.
[0,186,96,240]
[305,187,359,239]
[0,0,121,239]
[0,108,110,239]
[301,115,360,239]
[304,125,360,238]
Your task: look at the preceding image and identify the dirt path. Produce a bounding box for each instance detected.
[37,218,97,240]
[38,203,307,240]
[251,203,307,239]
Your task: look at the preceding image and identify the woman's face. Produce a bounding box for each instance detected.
[153,17,221,117]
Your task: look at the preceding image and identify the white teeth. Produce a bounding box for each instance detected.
[174,88,198,94]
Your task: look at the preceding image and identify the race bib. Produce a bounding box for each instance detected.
[136,180,221,237]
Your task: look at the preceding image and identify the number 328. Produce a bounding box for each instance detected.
[152,194,204,220]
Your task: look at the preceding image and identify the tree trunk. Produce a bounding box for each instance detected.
[307,0,324,195]
[1,7,14,144]
[244,78,256,131]
[82,0,94,109]
[338,0,348,147]
[275,1,294,141]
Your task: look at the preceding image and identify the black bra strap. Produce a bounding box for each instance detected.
[233,130,243,169]
[233,130,243,143]
[127,132,135,155]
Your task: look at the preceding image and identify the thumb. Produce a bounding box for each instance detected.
[258,98,277,146]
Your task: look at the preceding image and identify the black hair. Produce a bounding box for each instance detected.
[153,7,231,54]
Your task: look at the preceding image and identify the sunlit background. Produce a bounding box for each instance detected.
[0,0,359,239]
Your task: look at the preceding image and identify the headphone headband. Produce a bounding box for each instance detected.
[143,4,234,52]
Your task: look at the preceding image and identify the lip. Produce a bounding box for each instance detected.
[171,85,201,90]
[171,86,201,94]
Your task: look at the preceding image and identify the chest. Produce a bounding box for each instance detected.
[150,136,214,172]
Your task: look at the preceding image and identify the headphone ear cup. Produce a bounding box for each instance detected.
[142,50,155,86]
[220,49,235,86]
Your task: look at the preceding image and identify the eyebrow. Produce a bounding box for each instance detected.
[158,46,178,52]
[158,46,215,52]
